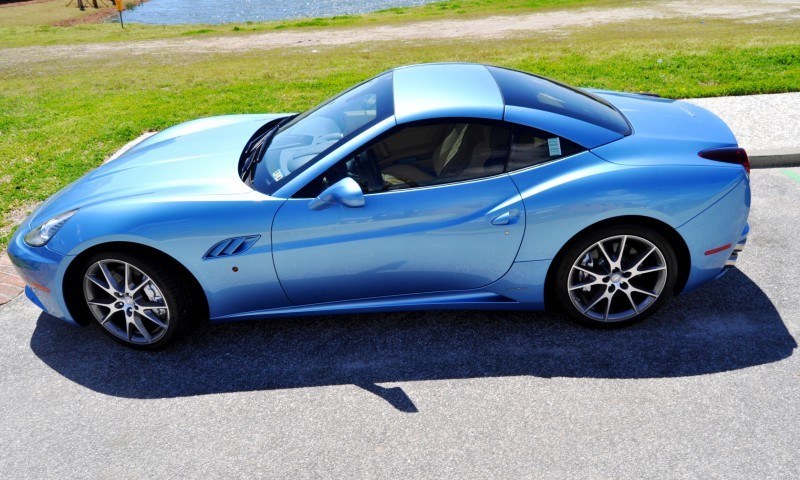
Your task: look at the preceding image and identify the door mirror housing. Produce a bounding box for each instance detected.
[308,177,365,210]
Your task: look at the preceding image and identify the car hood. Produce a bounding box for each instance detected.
[29,114,288,227]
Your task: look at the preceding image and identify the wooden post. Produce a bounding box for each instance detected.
[116,0,124,28]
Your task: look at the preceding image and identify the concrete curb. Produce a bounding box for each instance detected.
[749,148,800,169]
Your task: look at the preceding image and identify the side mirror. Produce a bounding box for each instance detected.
[308,177,365,211]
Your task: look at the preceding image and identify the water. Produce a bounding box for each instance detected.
[123,0,439,25]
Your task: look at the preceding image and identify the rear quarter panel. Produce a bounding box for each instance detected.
[678,177,750,291]
[510,151,745,262]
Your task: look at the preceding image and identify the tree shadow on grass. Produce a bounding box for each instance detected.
[30,269,796,411]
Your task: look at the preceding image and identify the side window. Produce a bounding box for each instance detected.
[298,121,511,197]
[507,126,585,171]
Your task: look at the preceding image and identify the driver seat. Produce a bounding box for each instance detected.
[382,124,475,185]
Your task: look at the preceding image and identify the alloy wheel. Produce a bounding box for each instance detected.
[83,259,170,345]
[566,234,668,323]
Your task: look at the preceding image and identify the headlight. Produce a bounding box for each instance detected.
[24,210,78,247]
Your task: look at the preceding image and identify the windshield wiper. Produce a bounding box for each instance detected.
[240,115,295,182]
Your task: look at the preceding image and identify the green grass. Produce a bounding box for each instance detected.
[0,0,634,48]
[0,16,799,246]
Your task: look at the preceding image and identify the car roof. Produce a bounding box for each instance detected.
[392,63,505,123]
[390,63,629,148]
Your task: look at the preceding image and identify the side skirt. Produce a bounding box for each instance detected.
[212,291,521,323]
[210,259,551,323]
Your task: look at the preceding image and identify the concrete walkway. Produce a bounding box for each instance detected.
[687,92,800,167]
[0,91,798,306]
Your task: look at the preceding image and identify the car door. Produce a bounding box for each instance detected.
[270,120,526,305]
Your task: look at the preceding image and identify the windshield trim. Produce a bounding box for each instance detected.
[238,115,295,188]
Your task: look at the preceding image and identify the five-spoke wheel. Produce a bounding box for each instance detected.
[555,225,678,327]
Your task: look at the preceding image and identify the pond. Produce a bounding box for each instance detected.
[123,0,439,25]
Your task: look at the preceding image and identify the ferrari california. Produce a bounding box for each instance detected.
[8,63,750,349]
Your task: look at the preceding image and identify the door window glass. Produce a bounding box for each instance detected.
[298,122,512,196]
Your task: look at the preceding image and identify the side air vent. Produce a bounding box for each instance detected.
[204,235,260,259]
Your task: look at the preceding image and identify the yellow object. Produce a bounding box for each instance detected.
[116,0,124,12]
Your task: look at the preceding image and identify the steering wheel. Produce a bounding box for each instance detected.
[350,149,383,192]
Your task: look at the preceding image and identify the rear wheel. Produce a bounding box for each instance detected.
[80,252,192,349]
[554,225,678,328]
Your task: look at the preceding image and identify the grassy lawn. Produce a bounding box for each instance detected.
[0,13,799,246]
[0,0,635,48]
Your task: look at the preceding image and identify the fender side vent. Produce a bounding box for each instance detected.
[204,235,260,259]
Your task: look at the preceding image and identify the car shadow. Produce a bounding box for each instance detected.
[30,269,796,412]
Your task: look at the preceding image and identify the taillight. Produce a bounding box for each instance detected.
[698,147,750,174]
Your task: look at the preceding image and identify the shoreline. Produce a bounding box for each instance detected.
[0,0,153,26]
[53,6,115,26]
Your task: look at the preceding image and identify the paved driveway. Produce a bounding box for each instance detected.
[1,168,798,478]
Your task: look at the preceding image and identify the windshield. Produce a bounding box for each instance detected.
[254,71,394,194]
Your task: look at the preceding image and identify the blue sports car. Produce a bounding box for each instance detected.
[9,63,750,349]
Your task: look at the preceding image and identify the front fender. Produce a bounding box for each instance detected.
[48,194,292,319]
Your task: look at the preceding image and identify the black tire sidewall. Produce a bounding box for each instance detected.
[554,224,679,328]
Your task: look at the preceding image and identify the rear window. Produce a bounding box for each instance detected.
[508,125,585,171]
[487,66,631,136]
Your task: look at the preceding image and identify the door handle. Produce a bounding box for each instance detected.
[491,209,520,226]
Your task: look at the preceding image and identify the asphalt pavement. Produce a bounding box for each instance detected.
[1,168,799,479]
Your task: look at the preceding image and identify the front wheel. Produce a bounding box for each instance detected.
[80,252,192,349]
[554,225,678,328]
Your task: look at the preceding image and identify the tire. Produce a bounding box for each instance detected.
[554,224,678,328]
[78,251,193,350]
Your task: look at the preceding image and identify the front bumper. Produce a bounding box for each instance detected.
[7,227,78,325]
